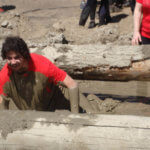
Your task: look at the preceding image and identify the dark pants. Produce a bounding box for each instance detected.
[79,0,97,25]
[141,36,150,45]
[86,0,97,20]
[79,0,111,25]
[98,0,111,23]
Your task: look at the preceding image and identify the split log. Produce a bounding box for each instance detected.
[0,110,150,150]
[38,44,150,81]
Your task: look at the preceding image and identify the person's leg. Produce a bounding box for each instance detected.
[88,0,97,28]
[141,36,150,45]
[98,0,107,26]
[79,0,91,26]
[105,0,112,23]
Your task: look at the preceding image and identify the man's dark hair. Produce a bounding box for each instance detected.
[1,36,31,60]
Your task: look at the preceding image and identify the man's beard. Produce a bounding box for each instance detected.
[9,64,27,75]
[16,67,28,75]
[16,68,27,75]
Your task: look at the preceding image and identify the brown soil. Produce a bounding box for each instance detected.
[1,0,150,116]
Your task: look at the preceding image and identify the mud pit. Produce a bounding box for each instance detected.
[0,0,150,116]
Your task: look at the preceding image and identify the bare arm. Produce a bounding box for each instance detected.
[63,74,79,113]
[132,2,142,45]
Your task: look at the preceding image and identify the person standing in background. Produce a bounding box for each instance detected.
[79,0,97,28]
[132,0,150,45]
[79,0,111,28]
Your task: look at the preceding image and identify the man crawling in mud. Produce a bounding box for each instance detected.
[0,36,94,113]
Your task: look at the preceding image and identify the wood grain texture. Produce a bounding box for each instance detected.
[0,110,150,150]
[39,44,150,81]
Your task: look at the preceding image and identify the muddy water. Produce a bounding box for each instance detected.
[2,80,150,117]
[78,80,150,116]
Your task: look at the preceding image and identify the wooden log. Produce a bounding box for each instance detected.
[1,44,150,81]
[38,44,150,81]
[0,110,150,150]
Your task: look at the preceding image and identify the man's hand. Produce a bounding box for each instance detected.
[68,86,79,113]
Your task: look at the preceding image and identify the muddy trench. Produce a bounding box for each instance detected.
[0,0,150,117]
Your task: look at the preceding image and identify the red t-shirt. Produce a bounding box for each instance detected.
[0,53,67,110]
[136,0,150,38]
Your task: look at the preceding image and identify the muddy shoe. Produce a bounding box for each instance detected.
[106,16,112,24]
[88,21,96,29]
[98,20,106,26]
[98,16,106,26]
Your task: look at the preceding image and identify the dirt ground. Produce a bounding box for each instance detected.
[1,0,150,116]
[0,0,133,44]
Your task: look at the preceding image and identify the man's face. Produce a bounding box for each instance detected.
[6,51,27,73]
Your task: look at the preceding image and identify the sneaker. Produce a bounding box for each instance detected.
[88,21,96,29]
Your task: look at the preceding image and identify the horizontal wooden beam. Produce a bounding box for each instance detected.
[0,110,150,150]
[79,80,150,97]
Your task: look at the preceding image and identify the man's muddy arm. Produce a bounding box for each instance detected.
[63,74,95,113]
[63,74,79,113]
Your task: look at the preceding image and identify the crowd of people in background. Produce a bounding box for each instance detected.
[132,0,150,45]
[79,0,111,28]
[79,0,135,28]
[79,0,150,46]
